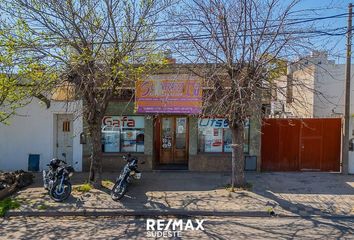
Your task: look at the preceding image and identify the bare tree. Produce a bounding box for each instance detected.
[1,0,170,186]
[170,0,311,188]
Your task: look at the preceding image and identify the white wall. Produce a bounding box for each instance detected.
[0,99,83,172]
[313,64,347,117]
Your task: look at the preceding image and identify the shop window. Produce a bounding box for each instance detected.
[198,118,250,153]
[101,116,145,153]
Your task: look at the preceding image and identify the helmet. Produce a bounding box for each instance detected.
[49,158,62,167]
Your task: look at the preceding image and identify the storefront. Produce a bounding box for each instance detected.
[82,71,261,172]
[82,107,260,172]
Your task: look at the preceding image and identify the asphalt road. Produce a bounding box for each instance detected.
[0,216,353,239]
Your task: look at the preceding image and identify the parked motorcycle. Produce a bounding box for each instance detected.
[111,154,144,201]
[43,158,74,202]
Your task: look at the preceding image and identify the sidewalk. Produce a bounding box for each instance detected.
[6,171,354,217]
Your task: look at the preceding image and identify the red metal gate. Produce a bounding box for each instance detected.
[261,118,341,171]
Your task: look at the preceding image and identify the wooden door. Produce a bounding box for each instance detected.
[174,117,188,163]
[159,116,188,164]
[56,114,73,165]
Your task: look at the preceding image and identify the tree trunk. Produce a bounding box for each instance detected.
[88,123,103,187]
[230,123,245,188]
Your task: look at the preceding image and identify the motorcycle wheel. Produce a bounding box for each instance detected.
[49,180,72,202]
[111,180,127,201]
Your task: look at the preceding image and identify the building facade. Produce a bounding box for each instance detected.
[0,99,83,172]
[82,69,262,172]
[0,68,261,173]
[82,102,261,172]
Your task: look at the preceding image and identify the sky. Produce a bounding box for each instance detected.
[291,0,353,63]
[163,0,354,64]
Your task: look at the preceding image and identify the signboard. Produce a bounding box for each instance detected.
[102,116,145,129]
[198,118,229,128]
[135,79,202,114]
[198,118,250,129]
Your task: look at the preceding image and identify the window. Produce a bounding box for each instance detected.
[101,116,145,153]
[198,118,250,153]
[62,121,70,132]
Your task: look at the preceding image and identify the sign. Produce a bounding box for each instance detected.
[102,116,145,129]
[198,118,250,129]
[135,79,202,114]
[198,118,229,128]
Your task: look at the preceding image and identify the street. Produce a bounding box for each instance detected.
[0,216,353,239]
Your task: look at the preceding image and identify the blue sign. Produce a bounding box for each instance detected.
[198,118,229,128]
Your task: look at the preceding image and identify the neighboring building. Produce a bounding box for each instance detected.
[0,99,83,172]
[268,51,354,174]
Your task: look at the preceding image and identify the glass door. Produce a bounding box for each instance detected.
[159,116,188,164]
[160,117,174,164]
[174,117,188,163]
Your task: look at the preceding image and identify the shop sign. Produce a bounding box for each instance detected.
[198,118,250,129]
[102,116,145,129]
[198,118,229,128]
[135,79,202,114]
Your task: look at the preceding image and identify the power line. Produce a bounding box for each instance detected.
[0,25,349,49]
[0,12,349,31]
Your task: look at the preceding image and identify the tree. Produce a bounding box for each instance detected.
[170,0,307,188]
[0,0,169,186]
[0,26,55,123]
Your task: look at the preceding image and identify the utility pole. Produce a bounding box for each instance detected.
[342,3,352,175]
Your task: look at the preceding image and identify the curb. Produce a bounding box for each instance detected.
[5,210,270,218]
[5,210,354,219]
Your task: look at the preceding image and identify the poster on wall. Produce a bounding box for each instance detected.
[135,79,202,114]
[121,130,137,152]
[204,128,223,152]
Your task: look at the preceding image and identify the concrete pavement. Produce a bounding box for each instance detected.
[0,216,353,239]
[6,172,354,217]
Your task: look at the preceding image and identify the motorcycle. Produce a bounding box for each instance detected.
[43,158,74,202]
[111,154,144,201]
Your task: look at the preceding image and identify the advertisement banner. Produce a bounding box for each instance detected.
[135,79,202,114]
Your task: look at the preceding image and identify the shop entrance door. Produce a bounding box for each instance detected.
[157,116,189,165]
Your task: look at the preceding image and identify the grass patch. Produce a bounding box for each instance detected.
[74,183,93,193]
[101,179,114,188]
[0,198,20,217]
[37,204,49,210]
